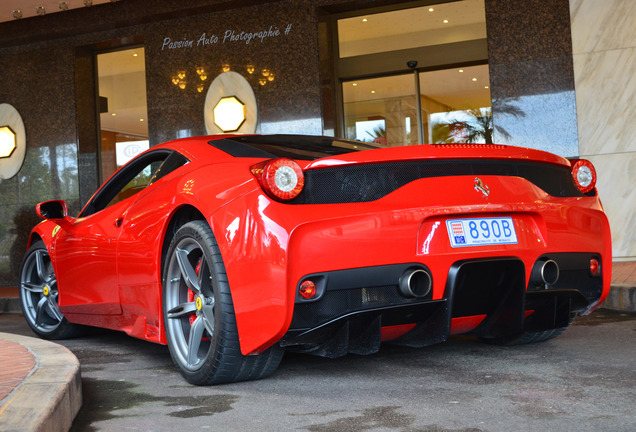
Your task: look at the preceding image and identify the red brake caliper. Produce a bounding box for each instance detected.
[189,259,210,341]
[187,259,202,327]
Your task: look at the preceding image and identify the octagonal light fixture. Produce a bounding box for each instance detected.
[0,126,16,158]
[213,96,246,132]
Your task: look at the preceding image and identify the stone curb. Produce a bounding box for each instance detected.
[602,284,636,312]
[0,333,82,432]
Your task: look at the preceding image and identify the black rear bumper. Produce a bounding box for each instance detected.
[280,253,603,357]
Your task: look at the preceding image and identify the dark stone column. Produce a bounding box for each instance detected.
[485,0,579,157]
[74,46,101,207]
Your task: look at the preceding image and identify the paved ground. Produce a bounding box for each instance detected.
[1,310,635,432]
[612,261,636,285]
[0,339,35,401]
[0,330,81,432]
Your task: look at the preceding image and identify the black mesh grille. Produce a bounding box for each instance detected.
[290,159,584,204]
[290,285,418,330]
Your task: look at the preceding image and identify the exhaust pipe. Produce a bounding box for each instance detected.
[399,268,432,298]
[531,259,560,287]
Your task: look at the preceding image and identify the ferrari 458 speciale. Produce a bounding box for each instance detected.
[19,135,611,385]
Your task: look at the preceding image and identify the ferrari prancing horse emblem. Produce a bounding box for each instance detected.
[474,177,490,198]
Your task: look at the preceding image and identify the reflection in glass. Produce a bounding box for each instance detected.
[18,143,79,204]
[421,65,492,144]
[97,47,149,182]
[343,65,492,146]
[343,74,416,147]
[492,93,577,157]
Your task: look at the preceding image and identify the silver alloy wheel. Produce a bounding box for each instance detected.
[164,236,216,371]
[20,248,64,332]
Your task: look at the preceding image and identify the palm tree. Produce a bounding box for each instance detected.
[431,99,526,144]
[366,125,387,145]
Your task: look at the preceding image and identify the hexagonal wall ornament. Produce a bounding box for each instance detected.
[0,103,27,179]
[0,125,16,158]
[213,96,246,132]
[204,72,257,135]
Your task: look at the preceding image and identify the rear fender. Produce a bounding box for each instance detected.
[209,191,294,355]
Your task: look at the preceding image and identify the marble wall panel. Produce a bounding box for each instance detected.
[571,0,636,259]
[588,153,636,258]
[573,47,636,156]
[570,0,636,55]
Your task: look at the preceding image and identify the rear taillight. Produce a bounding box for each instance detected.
[590,258,600,276]
[571,159,597,194]
[251,158,304,200]
[299,280,317,299]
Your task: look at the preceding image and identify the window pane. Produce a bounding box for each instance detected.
[342,74,416,147]
[421,65,492,143]
[97,47,148,181]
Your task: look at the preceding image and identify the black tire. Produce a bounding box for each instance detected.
[481,323,572,346]
[19,241,83,340]
[162,220,283,385]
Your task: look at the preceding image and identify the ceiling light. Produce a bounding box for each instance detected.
[485,86,489,89]
[352,83,357,86]
[459,69,464,73]
[443,19,449,24]
[36,6,46,15]
[362,18,368,22]
[12,10,22,19]
[472,78,477,81]
[429,8,434,12]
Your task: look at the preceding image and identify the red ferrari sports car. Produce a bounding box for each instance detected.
[19,135,611,385]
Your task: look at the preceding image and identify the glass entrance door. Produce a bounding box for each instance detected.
[343,74,416,146]
[96,47,149,182]
[336,0,491,145]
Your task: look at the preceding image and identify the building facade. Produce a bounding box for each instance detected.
[0,0,633,287]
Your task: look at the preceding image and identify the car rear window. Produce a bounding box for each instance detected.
[209,135,380,160]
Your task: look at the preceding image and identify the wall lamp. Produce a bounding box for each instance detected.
[0,126,17,158]
[213,96,246,132]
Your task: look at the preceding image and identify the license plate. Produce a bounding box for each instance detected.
[446,217,518,248]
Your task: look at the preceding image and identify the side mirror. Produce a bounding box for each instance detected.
[36,200,68,220]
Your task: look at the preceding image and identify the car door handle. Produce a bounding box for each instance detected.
[115,217,123,227]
